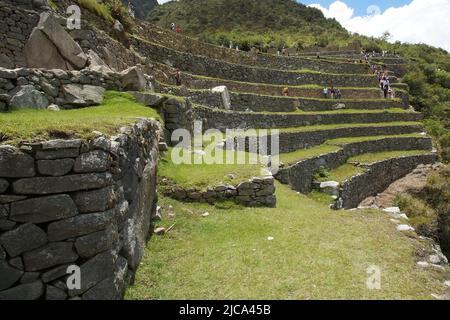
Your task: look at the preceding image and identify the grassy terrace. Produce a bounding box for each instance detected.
[159,147,264,190]
[318,150,432,183]
[0,92,160,145]
[245,109,410,115]
[349,150,432,164]
[126,182,449,299]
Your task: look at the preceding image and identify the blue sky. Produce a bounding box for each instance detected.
[299,0,413,16]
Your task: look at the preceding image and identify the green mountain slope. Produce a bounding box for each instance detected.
[147,0,350,49]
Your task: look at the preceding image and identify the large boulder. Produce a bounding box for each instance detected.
[62,84,105,107]
[24,12,87,70]
[9,85,49,110]
[120,66,148,91]
[25,29,71,70]
[86,50,113,74]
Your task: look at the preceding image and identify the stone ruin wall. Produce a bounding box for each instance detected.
[275,137,434,194]
[0,119,161,300]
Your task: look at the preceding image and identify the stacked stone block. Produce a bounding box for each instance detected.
[0,119,161,299]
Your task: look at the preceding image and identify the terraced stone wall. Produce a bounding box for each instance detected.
[132,38,383,87]
[0,119,161,300]
[275,137,434,193]
[192,106,423,130]
[0,5,39,69]
[187,90,407,112]
[338,154,437,209]
[138,24,369,75]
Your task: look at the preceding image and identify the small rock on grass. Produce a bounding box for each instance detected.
[201,212,210,218]
[397,224,414,232]
[154,227,166,236]
[267,236,274,241]
[444,280,450,287]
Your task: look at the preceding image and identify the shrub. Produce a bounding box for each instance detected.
[75,0,113,22]
[395,194,438,239]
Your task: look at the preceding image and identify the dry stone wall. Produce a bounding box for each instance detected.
[275,137,434,193]
[186,90,407,112]
[192,106,423,131]
[138,23,369,75]
[0,5,39,69]
[0,119,161,300]
[131,38,384,87]
[337,154,437,209]
[162,176,276,207]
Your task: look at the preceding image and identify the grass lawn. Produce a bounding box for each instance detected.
[126,182,449,300]
[318,164,366,183]
[0,91,160,145]
[159,147,265,190]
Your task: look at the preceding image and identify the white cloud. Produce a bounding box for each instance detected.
[309,0,450,52]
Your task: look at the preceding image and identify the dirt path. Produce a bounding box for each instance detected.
[360,163,444,208]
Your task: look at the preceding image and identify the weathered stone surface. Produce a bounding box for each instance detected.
[0,179,9,193]
[0,219,15,231]
[72,186,116,213]
[82,277,119,300]
[9,85,49,109]
[42,139,82,150]
[0,260,23,291]
[75,228,114,258]
[37,12,87,69]
[0,280,44,300]
[62,84,105,106]
[131,92,166,107]
[0,223,47,257]
[9,257,24,270]
[47,210,114,242]
[86,49,113,74]
[10,195,78,223]
[68,252,114,296]
[37,158,75,176]
[24,28,69,70]
[23,242,78,271]
[41,264,71,283]
[73,150,111,173]
[12,173,113,195]
[121,66,147,91]
[20,272,40,284]
[0,204,8,218]
[46,285,67,300]
[0,195,27,204]
[35,148,79,160]
[0,145,35,178]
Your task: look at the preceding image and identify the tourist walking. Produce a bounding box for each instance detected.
[282,87,289,97]
[323,87,329,99]
[173,70,182,86]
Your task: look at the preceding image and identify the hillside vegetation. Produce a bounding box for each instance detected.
[147,0,350,50]
[148,0,449,163]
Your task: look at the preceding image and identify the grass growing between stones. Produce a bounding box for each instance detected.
[126,182,449,300]
[158,147,264,190]
[0,91,160,145]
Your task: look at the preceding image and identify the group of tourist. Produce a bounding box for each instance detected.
[374,69,394,98]
[170,22,182,34]
[322,87,342,99]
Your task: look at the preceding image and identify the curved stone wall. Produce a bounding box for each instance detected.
[275,137,433,193]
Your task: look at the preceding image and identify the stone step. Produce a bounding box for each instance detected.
[194,105,423,131]
[220,123,425,154]
[138,25,371,75]
[140,42,389,87]
[274,135,433,194]
[155,78,408,102]
[187,90,407,112]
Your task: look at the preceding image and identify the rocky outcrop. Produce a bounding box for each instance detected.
[61,84,105,107]
[0,119,161,299]
[9,85,49,109]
